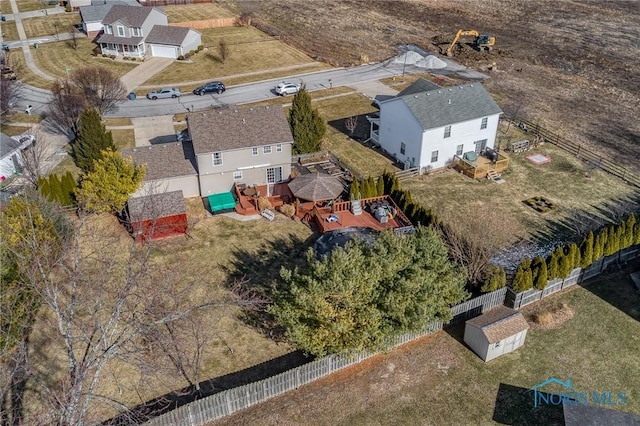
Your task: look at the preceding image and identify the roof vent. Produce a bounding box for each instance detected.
[437,90,442,94]
[414,95,418,98]
[234,109,238,113]
[265,106,270,109]
[219,111,223,114]
[448,88,452,92]
[448,99,452,105]
[426,93,430,96]
[242,118,246,123]
[470,84,474,87]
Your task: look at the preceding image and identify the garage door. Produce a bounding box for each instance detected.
[151,45,177,59]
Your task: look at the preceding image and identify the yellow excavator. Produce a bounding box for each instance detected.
[445,30,495,57]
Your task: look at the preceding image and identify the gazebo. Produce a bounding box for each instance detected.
[287,172,344,202]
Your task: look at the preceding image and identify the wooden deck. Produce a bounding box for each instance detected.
[453,152,509,179]
[234,183,293,215]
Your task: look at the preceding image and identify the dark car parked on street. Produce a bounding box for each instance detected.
[193,81,226,95]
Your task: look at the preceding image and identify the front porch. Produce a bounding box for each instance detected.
[100,44,145,58]
[453,151,509,179]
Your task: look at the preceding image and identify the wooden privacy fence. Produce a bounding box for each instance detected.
[145,288,507,426]
[506,246,640,309]
[506,116,640,188]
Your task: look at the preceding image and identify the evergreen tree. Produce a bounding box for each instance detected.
[532,256,548,290]
[624,213,636,248]
[366,176,376,198]
[38,176,52,201]
[49,174,63,204]
[72,107,116,173]
[76,149,145,214]
[288,86,326,154]
[580,231,594,268]
[512,259,532,292]
[60,171,77,206]
[594,228,606,260]
[382,171,399,194]
[604,225,618,256]
[547,249,560,280]
[376,175,385,196]
[349,178,360,200]
[635,220,640,246]
[558,245,575,278]
[481,265,506,293]
[568,242,580,269]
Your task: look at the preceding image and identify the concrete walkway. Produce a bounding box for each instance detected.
[120,57,174,93]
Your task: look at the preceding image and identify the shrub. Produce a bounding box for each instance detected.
[184,53,191,60]
[276,204,295,218]
[257,196,272,211]
[532,256,548,290]
[177,55,185,61]
[511,259,533,292]
[189,49,196,56]
[102,53,108,58]
[109,55,116,60]
[481,265,506,293]
[122,56,128,61]
[580,231,594,268]
[533,311,553,325]
[65,4,72,12]
[197,45,204,51]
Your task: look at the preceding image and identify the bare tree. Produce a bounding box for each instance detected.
[46,79,86,137]
[0,78,21,115]
[345,116,358,135]
[69,65,127,115]
[219,39,230,63]
[20,128,56,187]
[66,24,80,50]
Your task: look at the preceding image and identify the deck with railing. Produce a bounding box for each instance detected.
[453,152,509,179]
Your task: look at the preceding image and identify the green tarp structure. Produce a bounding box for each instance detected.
[207,192,236,213]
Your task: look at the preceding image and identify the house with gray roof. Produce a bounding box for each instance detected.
[1,132,35,181]
[371,82,502,171]
[79,0,140,36]
[121,141,199,197]
[144,25,201,59]
[186,105,294,196]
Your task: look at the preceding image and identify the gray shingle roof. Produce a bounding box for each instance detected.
[466,306,529,344]
[121,142,197,181]
[0,133,21,159]
[102,5,159,27]
[80,1,139,22]
[187,106,293,155]
[127,190,186,222]
[96,33,143,44]
[397,78,441,96]
[396,83,503,131]
[563,403,640,426]
[145,25,191,46]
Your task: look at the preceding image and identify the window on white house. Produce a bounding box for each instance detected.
[117,26,125,37]
[444,125,451,138]
[495,342,501,348]
[481,117,488,130]
[456,144,464,156]
[252,147,258,156]
[233,171,243,180]
[431,151,438,163]
[105,25,112,34]
[212,152,222,166]
[263,145,272,154]
[400,142,406,155]
[276,144,282,153]
[132,27,141,36]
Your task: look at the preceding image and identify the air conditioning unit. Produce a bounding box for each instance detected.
[403,160,411,170]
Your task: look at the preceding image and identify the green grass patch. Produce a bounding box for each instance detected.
[31,39,137,81]
[163,3,235,23]
[312,93,399,178]
[110,129,135,150]
[22,14,80,39]
[1,21,19,41]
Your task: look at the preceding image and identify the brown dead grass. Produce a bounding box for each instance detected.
[528,302,575,330]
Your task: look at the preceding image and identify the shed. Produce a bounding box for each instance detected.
[463,306,529,362]
[125,190,188,242]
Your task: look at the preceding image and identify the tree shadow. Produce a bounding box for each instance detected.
[493,383,564,425]
[327,113,373,143]
[102,350,312,425]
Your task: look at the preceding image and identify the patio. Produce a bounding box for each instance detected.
[233,182,293,215]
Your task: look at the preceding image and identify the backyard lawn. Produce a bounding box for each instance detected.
[163,3,235,23]
[215,262,640,425]
[110,129,135,149]
[21,13,80,39]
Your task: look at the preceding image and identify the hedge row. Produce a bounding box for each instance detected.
[511,213,640,292]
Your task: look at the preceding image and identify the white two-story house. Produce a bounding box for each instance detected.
[374,82,503,172]
[187,106,294,197]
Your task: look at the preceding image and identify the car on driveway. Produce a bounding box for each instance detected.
[193,81,225,95]
[146,88,181,100]
[275,82,300,96]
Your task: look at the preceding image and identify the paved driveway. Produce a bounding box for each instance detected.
[121,57,174,93]
[131,115,176,147]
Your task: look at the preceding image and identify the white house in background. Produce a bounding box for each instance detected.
[0,132,35,181]
[79,0,140,37]
[463,306,529,362]
[369,81,503,172]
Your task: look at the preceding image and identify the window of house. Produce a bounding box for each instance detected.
[456,144,464,156]
[431,150,438,163]
[276,144,282,153]
[263,145,272,154]
[474,139,488,154]
[444,125,451,138]
[212,152,222,166]
[252,147,258,156]
[132,27,141,37]
[233,171,243,180]
[495,342,501,348]
[117,26,125,37]
[400,142,406,155]
[481,117,488,130]
[105,25,113,34]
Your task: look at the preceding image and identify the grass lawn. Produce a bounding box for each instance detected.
[1,1,13,14]
[164,3,235,23]
[1,21,19,41]
[143,28,314,86]
[110,129,134,149]
[216,262,640,425]
[14,0,58,13]
[0,124,33,136]
[31,39,137,81]
[103,117,132,127]
[4,48,54,89]
[50,151,81,178]
[401,122,640,249]
[311,93,400,178]
[4,112,44,124]
[22,13,80,39]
